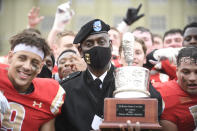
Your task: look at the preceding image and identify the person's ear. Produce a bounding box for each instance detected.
[8,51,14,64]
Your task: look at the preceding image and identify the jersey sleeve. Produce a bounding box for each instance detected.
[161,59,177,80]
[50,85,65,115]
[33,78,66,116]
[160,105,179,125]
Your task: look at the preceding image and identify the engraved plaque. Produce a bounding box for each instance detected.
[100,98,162,130]
[116,104,145,117]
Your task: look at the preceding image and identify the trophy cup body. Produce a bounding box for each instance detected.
[100,32,161,130]
[100,66,161,130]
[113,66,150,98]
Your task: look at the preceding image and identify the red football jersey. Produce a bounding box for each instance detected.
[0,63,9,69]
[150,72,170,84]
[156,80,197,131]
[52,65,58,74]
[161,59,177,80]
[0,68,65,131]
[150,59,177,85]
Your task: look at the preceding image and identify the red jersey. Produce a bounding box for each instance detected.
[155,80,197,131]
[0,68,65,131]
[0,63,9,69]
[150,59,177,85]
[150,71,170,84]
[161,59,177,80]
[52,65,58,74]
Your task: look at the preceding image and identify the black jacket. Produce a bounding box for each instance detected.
[55,65,162,131]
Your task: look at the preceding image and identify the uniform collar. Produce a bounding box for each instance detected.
[88,64,111,83]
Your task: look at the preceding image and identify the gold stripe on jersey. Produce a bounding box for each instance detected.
[50,85,65,115]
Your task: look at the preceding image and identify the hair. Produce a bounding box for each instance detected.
[119,36,147,56]
[183,22,197,35]
[23,28,42,35]
[10,30,50,58]
[56,30,76,45]
[152,33,163,45]
[50,50,55,68]
[163,29,183,40]
[132,26,153,43]
[109,26,122,43]
[57,49,77,65]
[153,33,163,40]
[135,37,147,55]
[177,46,197,67]
[110,27,121,34]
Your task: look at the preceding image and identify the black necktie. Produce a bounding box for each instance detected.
[94,78,103,117]
[94,78,102,89]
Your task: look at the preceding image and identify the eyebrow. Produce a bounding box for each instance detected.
[32,59,41,63]
[86,36,107,41]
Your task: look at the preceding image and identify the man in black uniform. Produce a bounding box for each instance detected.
[55,19,162,131]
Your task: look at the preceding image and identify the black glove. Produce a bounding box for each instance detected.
[123,4,144,25]
[143,49,157,70]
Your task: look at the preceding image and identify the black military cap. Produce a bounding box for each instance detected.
[73,19,110,44]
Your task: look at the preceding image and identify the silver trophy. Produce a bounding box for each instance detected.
[101,33,160,130]
[122,32,134,66]
[113,32,150,98]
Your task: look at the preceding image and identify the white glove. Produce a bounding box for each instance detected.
[149,59,162,70]
[0,91,10,114]
[52,1,75,31]
[116,21,130,34]
[153,47,182,65]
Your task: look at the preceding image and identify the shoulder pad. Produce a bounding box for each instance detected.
[60,71,81,84]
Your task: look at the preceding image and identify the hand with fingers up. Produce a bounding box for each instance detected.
[123,4,144,26]
[28,7,44,28]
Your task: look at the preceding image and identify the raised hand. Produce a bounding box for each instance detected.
[52,1,75,31]
[28,7,44,28]
[123,4,144,25]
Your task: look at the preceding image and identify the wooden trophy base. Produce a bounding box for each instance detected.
[100,98,161,130]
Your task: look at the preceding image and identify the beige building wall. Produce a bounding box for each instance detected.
[0,0,197,55]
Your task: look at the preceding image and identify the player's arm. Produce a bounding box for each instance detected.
[40,118,55,131]
[47,1,74,48]
[160,120,178,131]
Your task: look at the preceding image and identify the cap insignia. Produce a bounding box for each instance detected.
[85,53,91,64]
[93,21,102,32]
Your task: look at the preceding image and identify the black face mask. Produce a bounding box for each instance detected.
[83,46,112,70]
[37,64,52,78]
